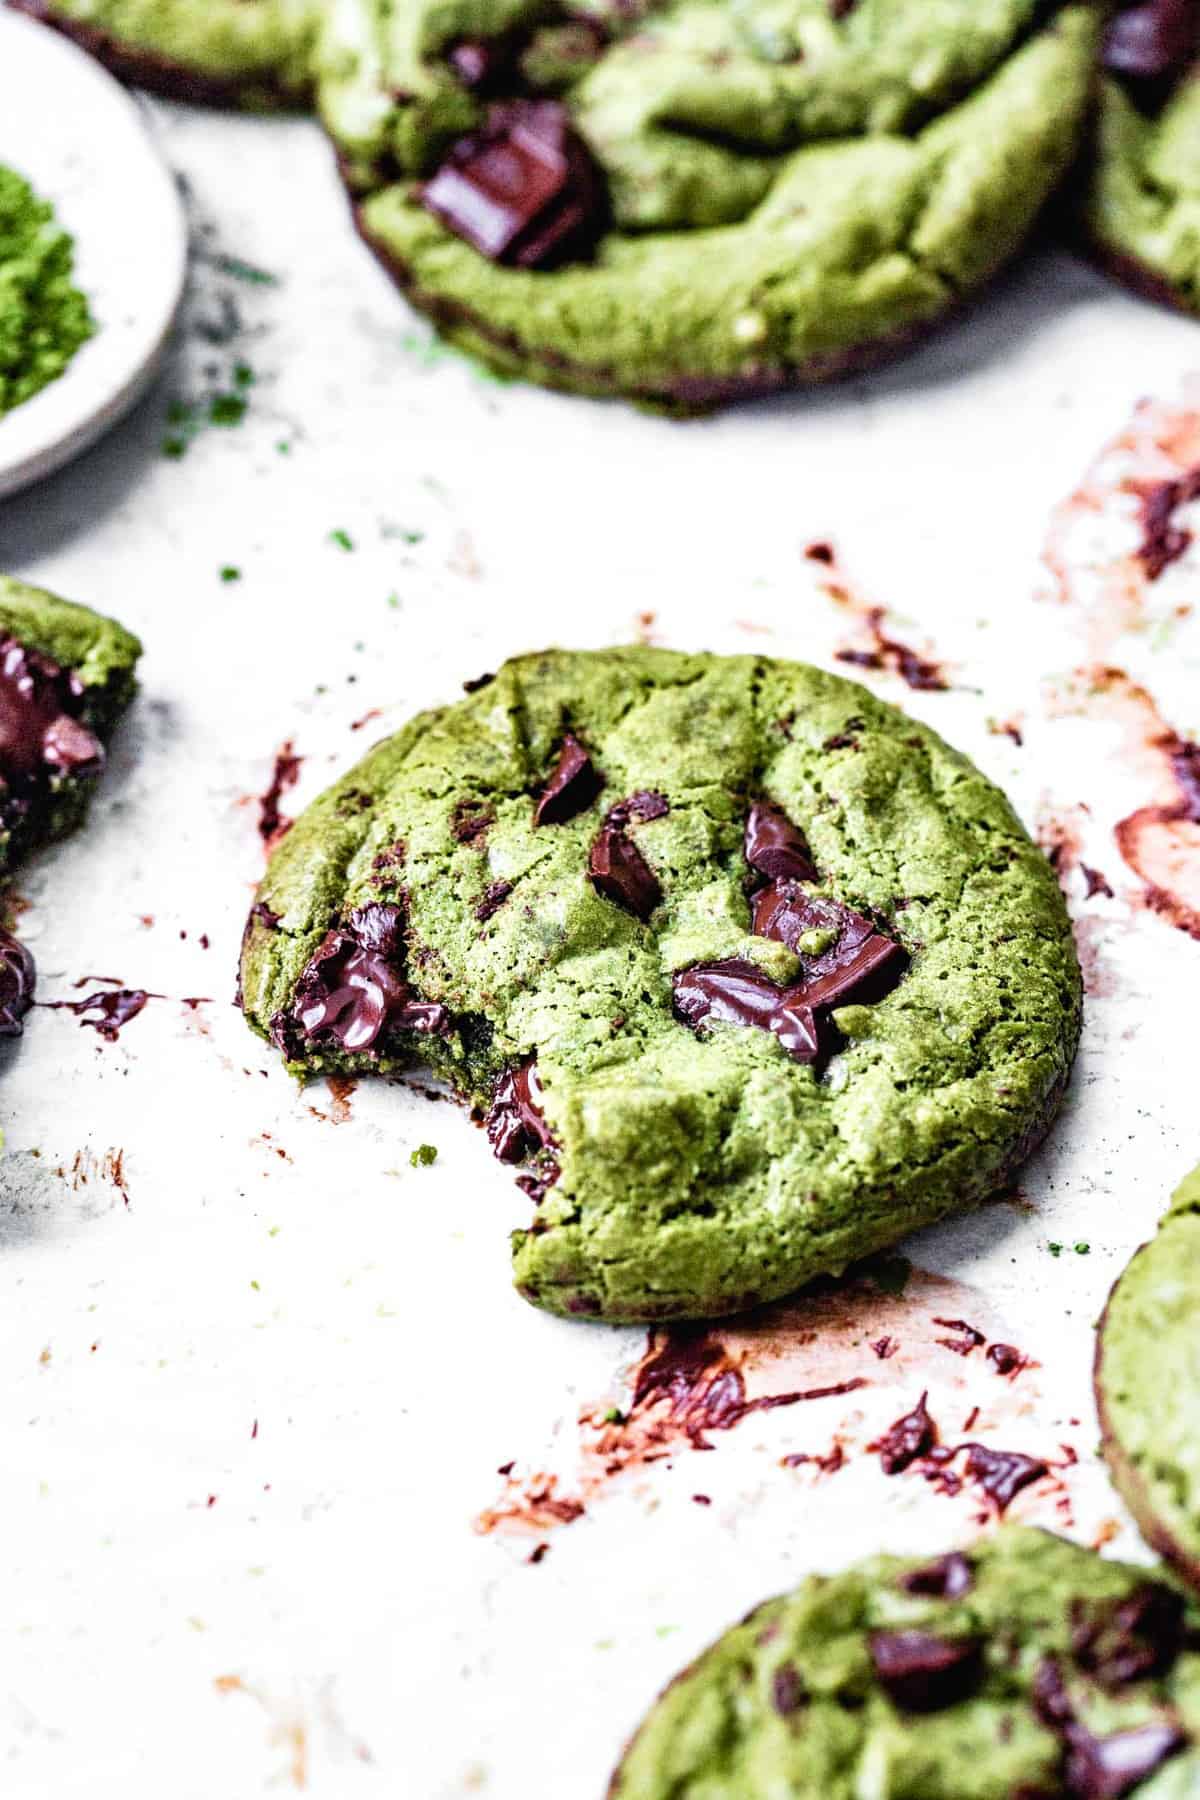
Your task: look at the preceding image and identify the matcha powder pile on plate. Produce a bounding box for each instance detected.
[0,164,93,417]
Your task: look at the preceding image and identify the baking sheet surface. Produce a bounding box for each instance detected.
[3,100,1200,1800]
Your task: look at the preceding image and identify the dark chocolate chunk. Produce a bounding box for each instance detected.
[987,1342,1024,1375]
[1105,0,1197,84]
[476,880,514,921]
[1034,1657,1187,1799]
[898,1552,974,1600]
[588,823,661,920]
[486,1059,557,1164]
[606,790,669,830]
[293,903,448,1053]
[770,1663,805,1717]
[962,1443,1047,1513]
[876,1392,936,1475]
[419,100,605,270]
[751,882,904,1007]
[1071,1584,1185,1690]
[672,958,820,1061]
[869,1630,982,1713]
[535,732,601,826]
[934,1317,986,1357]
[743,801,816,884]
[0,928,35,1037]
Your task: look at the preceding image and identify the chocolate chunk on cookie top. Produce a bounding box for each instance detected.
[239,647,1080,1324]
[609,1528,1200,1799]
[1096,1164,1200,1594]
[0,576,141,878]
[323,1,1100,408]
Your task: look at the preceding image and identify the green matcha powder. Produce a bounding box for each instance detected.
[0,165,93,417]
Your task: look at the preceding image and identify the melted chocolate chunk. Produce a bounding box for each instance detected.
[419,101,605,270]
[0,929,35,1037]
[771,1663,805,1717]
[1034,1658,1187,1799]
[486,1059,557,1165]
[535,732,601,825]
[743,801,816,884]
[1071,1585,1185,1691]
[1105,0,1197,85]
[751,882,904,1007]
[672,958,820,1061]
[898,1552,974,1600]
[869,1630,983,1713]
[962,1444,1047,1513]
[0,636,101,781]
[987,1342,1024,1375]
[876,1392,936,1475]
[292,903,448,1053]
[588,823,661,920]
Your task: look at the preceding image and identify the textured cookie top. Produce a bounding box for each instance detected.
[0,574,142,878]
[610,1526,1200,1798]
[240,647,1080,1323]
[1097,1164,1200,1592]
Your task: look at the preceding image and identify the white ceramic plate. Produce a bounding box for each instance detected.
[0,8,187,498]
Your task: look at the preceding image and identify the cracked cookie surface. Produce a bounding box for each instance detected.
[239,646,1080,1324]
[319,0,1099,409]
[1097,1163,1200,1596]
[609,1526,1200,1799]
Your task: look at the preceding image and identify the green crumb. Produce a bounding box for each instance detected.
[219,566,242,584]
[1048,1242,1064,1258]
[0,164,93,416]
[233,362,255,389]
[209,392,247,427]
[1074,1241,1090,1255]
[410,1143,438,1167]
[385,592,401,610]
[602,1407,625,1425]
[330,529,354,552]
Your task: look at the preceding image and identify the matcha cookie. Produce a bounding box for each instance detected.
[239,647,1081,1323]
[318,1,1099,410]
[0,573,141,880]
[1082,1,1200,316]
[610,1526,1200,1798]
[1096,1164,1200,1594]
[8,0,321,104]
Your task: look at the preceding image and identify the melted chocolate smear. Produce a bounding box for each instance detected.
[588,823,661,920]
[258,741,301,850]
[835,609,949,692]
[876,1392,936,1475]
[0,928,35,1037]
[486,1059,558,1170]
[898,1552,974,1600]
[933,1317,986,1357]
[1105,0,1198,87]
[743,801,816,884]
[672,958,820,1061]
[1136,463,1200,579]
[292,903,449,1053]
[962,1443,1047,1513]
[869,1630,983,1714]
[1034,1657,1187,1799]
[630,1327,867,1449]
[42,986,152,1042]
[535,732,601,826]
[1071,1584,1185,1691]
[419,100,606,270]
[1115,731,1200,938]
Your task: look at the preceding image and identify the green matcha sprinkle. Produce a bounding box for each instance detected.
[0,166,93,417]
[220,566,242,584]
[1074,1241,1091,1254]
[330,529,354,552]
[1048,1242,1063,1257]
[410,1143,438,1168]
[208,392,247,427]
